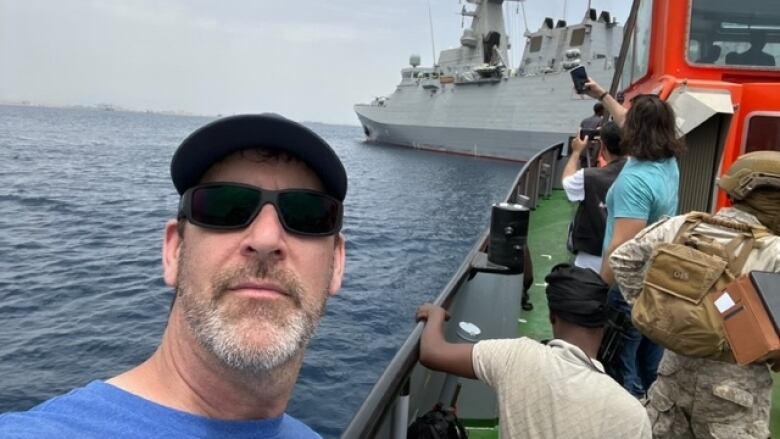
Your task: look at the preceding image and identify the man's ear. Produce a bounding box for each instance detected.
[328,233,346,296]
[162,219,182,288]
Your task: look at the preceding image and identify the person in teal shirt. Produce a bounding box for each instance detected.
[602,156,680,260]
[582,80,684,398]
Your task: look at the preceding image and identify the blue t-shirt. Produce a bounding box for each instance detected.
[602,157,679,253]
[0,381,321,438]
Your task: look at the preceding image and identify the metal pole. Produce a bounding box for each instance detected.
[427,0,437,66]
[391,379,410,439]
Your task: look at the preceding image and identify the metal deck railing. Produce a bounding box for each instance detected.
[341,142,565,438]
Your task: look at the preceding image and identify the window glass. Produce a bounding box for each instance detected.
[620,32,635,89]
[688,0,780,68]
[529,36,542,53]
[570,28,586,47]
[745,115,780,152]
[631,0,652,81]
[619,0,653,89]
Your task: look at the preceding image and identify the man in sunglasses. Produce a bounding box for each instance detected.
[0,114,346,438]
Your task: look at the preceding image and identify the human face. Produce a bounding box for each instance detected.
[162,151,346,373]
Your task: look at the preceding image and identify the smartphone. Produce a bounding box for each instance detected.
[570,65,588,94]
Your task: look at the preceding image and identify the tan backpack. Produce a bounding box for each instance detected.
[631,212,769,361]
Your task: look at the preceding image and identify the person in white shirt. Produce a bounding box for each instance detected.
[562,122,626,272]
[416,263,651,439]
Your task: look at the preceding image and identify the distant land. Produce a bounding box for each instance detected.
[0,99,212,118]
[0,100,360,127]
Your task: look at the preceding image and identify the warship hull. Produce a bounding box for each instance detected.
[355,65,615,162]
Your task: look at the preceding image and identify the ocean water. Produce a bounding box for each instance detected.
[0,104,521,437]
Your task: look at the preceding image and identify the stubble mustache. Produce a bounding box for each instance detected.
[205,258,306,310]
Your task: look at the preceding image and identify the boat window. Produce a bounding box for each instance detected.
[745,114,780,152]
[529,36,542,52]
[570,28,586,47]
[402,71,412,79]
[688,0,780,68]
[620,0,653,88]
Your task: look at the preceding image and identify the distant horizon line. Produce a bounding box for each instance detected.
[0,100,362,128]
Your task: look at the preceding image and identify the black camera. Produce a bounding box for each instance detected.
[579,128,600,140]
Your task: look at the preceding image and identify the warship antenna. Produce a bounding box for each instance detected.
[584,0,593,21]
[427,0,437,66]
[504,2,512,67]
[520,0,529,37]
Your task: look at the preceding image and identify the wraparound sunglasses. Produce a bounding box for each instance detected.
[178,183,342,236]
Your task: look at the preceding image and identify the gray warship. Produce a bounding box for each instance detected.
[355,1,623,161]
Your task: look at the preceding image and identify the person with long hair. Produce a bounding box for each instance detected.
[582,79,684,398]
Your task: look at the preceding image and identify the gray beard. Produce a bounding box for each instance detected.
[176,252,330,375]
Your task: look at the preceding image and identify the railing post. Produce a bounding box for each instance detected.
[391,379,410,439]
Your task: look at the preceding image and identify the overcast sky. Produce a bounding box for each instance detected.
[1,0,631,125]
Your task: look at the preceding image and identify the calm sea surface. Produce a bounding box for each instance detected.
[0,104,521,437]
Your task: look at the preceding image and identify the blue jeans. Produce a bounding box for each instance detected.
[606,288,664,398]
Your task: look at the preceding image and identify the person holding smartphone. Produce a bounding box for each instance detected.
[578,102,606,168]
[562,122,626,273]
[581,79,684,399]
[0,114,347,438]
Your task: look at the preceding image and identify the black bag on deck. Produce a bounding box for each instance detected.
[407,404,468,439]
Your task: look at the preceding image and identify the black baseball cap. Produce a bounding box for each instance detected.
[170,114,347,201]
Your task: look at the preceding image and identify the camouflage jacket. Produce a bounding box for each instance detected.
[609,207,780,304]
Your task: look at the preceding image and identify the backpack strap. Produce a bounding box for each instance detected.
[729,236,756,276]
[699,214,768,237]
[727,234,755,275]
[696,214,767,273]
[677,212,766,275]
[672,212,707,244]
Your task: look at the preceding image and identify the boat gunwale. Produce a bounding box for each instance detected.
[341,141,565,438]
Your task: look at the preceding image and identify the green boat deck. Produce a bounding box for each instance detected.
[462,189,780,438]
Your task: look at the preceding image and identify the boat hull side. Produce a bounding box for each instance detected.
[356,112,568,162]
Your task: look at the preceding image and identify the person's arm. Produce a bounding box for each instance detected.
[563,130,588,180]
[416,303,477,379]
[561,130,587,202]
[600,171,656,286]
[601,219,647,286]
[609,217,676,304]
[583,78,627,127]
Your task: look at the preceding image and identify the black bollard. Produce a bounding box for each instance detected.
[487,202,530,273]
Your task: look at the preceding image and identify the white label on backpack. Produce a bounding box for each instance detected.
[715,292,736,314]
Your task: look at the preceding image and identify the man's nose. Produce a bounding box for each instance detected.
[240,204,287,259]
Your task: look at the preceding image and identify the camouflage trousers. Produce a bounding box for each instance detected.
[646,350,771,439]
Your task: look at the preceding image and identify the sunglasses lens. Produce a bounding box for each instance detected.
[278,192,341,235]
[190,185,261,228]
